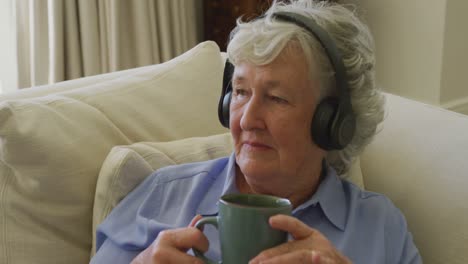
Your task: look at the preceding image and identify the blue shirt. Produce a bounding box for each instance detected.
[91,153,422,264]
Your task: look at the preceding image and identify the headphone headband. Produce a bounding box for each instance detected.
[271,12,352,113]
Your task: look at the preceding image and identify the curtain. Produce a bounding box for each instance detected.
[0,0,17,93]
[16,0,201,89]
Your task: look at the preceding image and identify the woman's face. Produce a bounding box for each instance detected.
[230,49,326,196]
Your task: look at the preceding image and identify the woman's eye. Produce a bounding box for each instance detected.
[234,88,246,96]
[270,96,287,104]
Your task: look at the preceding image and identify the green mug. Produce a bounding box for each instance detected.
[193,193,292,264]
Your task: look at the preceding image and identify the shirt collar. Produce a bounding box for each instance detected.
[293,164,348,231]
[196,154,348,232]
[220,152,239,194]
[196,153,238,216]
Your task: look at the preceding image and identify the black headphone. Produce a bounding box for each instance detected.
[217,11,356,151]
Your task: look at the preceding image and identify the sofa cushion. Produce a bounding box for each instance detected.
[0,63,148,101]
[0,41,227,264]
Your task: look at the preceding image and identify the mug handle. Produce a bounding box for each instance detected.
[193,216,219,264]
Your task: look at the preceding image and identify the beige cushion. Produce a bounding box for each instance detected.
[91,133,364,255]
[361,93,468,264]
[0,64,148,101]
[0,41,227,264]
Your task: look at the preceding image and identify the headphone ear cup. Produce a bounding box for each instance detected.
[218,60,235,128]
[221,91,232,128]
[311,98,338,150]
[330,109,356,150]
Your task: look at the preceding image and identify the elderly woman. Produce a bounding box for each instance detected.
[91,1,421,263]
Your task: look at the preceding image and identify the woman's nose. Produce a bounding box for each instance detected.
[239,97,266,131]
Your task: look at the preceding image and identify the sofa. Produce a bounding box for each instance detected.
[0,41,467,264]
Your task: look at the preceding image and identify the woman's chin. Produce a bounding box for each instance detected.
[238,161,276,181]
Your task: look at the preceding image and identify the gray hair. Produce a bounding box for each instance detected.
[227,0,385,176]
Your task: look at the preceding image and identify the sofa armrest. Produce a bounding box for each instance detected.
[360,93,468,264]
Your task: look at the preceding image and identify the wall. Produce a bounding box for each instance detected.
[342,0,468,115]
[440,0,468,114]
[344,0,447,105]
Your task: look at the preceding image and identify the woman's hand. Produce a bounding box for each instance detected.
[249,215,352,264]
[131,215,207,264]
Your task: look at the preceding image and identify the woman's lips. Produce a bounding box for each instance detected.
[243,141,272,150]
